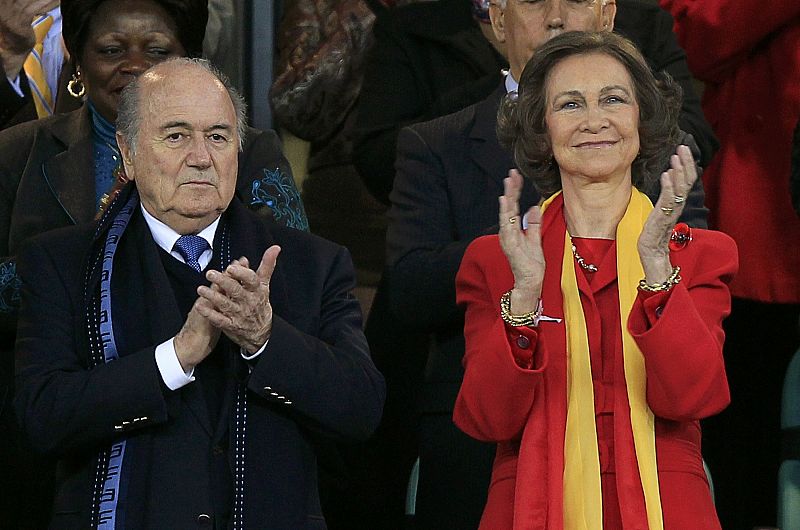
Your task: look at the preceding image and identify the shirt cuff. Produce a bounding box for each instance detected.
[155,337,195,390]
[240,339,268,361]
[7,75,24,98]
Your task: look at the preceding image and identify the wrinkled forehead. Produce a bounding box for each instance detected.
[139,67,236,126]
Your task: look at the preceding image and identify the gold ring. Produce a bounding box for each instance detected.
[673,195,685,204]
[660,206,674,215]
[508,216,518,225]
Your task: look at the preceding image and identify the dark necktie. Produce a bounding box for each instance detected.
[173,235,210,272]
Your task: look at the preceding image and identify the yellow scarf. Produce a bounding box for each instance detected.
[541,189,663,529]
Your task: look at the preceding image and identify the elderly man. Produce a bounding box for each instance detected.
[13,58,384,529]
[382,1,715,528]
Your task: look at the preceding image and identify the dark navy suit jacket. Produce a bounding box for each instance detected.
[14,196,384,529]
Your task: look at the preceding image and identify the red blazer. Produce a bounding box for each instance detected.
[453,211,738,529]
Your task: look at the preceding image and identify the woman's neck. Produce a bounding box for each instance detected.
[561,172,632,239]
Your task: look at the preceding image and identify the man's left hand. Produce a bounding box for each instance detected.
[196,245,281,353]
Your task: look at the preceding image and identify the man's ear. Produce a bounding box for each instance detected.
[489,2,506,43]
[115,132,136,182]
[601,0,617,31]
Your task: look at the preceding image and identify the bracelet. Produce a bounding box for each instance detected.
[638,266,682,293]
[500,290,542,327]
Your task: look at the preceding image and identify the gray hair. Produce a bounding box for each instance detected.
[116,57,247,152]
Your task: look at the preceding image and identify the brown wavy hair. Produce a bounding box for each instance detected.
[496,31,682,197]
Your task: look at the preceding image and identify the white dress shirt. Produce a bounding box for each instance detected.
[504,70,518,94]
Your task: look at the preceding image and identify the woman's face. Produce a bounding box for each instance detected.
[78,0,186,122]
[544,52,640,184]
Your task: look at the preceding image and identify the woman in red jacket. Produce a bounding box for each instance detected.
[454,31,737,529]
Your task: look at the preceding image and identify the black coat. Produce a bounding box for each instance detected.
[352,0,508,204]
[352,0,717,206]
[0,107,305,528]
[14,197,385,529]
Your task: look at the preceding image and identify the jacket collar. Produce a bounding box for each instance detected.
[469,83,514,182]
[42,106,97,225]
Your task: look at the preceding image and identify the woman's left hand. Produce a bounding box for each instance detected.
[637,144,697,284]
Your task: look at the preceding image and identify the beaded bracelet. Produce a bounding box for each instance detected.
[500,290,542,327]
[638,266,682,293]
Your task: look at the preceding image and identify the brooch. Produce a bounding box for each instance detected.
[669,222,692,251]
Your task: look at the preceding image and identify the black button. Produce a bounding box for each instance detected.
[212,445,224,456]
[516,335,531,349]
[197,513,212,527]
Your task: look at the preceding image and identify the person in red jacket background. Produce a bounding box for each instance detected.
[659,2,800,527]
[454,31,736,529]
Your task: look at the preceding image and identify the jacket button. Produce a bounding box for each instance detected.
[516,335,531,349]
[212,445,224,456]
[197,513,212,527]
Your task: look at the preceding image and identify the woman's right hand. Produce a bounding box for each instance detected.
[498,170,545,314]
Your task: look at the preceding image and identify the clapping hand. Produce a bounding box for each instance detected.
[637,145,697,284]
[498,169,545,314]
[196,246,281,353]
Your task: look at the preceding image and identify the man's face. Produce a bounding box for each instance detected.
[490,0,616,79]
[118,64,239,234]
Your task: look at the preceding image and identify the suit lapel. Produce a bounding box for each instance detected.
[469,84,514,185]
[41,106,97,225]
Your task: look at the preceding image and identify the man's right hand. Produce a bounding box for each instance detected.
[174,297,221,372]
[0,0,59,78]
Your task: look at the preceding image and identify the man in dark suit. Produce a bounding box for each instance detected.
[385,1,715,528]
[13,57,385,529]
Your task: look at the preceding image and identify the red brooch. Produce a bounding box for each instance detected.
[669,222,692,251]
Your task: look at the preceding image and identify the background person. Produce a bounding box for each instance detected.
[0,1,70,129]
[455,31,736,529]
[658,2,800,525]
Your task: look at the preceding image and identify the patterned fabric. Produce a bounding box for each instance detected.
[85,188,249,528]
[174,235,210,272]
[0,260,21,313]
[24,15,54,118]
[89,100,121,208]
[250,168,309,231]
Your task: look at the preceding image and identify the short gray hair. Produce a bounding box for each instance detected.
[116,57,248,152]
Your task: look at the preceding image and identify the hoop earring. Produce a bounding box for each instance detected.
[68,73,85,98]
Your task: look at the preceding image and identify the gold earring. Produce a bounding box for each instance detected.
[68,73,85,98]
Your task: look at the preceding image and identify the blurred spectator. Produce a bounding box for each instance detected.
[270,2,416,528]
[271,0,400,293]
[660,1,800,528]
[352,0,508,205]
[0,2,81,129]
